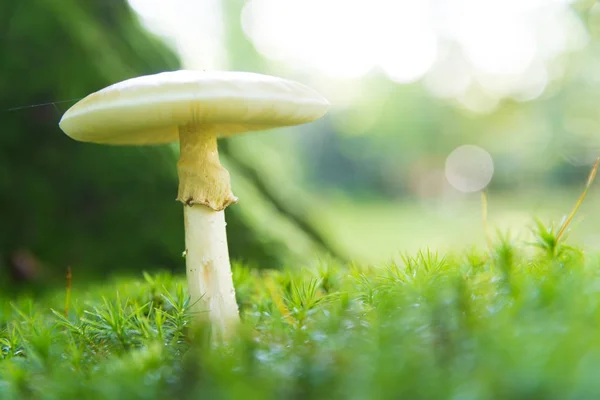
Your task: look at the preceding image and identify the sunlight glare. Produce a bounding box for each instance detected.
[242,0,377,78]
[242,0,437,81]
[374,0,438,84]
[450,1,537,76]
[128,0,588,107]
[127,0,226,69]
[423,43,472,99]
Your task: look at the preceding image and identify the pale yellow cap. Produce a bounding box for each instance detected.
[59,70,330,145]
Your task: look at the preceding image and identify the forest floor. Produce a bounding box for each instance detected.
[3,218,600,399]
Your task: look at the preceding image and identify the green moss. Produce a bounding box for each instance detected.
[2,222,600,399]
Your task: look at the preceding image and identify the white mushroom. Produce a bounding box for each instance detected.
[59,70,330,335]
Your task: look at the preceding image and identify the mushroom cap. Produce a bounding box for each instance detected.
[59,70,330,145]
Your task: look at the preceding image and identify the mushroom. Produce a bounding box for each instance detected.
[58,70,329,335]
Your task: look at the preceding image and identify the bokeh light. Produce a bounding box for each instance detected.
[445,145,495,193]
[241,0,439,81]
[128,0,588,109]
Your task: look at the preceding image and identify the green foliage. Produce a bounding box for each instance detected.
[2,225,600,398]
[0,0,183,287]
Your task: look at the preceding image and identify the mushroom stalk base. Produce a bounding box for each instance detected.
[184,204,240,335]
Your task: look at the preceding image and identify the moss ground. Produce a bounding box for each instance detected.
[3,224,600,399]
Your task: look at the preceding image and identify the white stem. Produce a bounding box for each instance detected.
[184,204,239,335]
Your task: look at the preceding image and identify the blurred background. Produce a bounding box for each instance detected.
[2,0,600,291]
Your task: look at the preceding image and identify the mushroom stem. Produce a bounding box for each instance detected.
[183,204,239,334]
[177,125,240,334]
[177,125,238,211]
